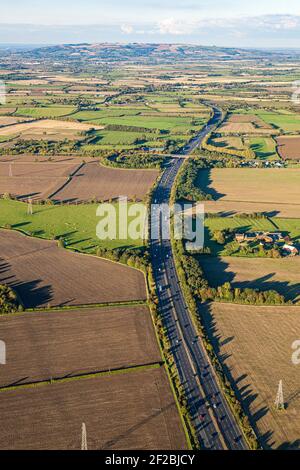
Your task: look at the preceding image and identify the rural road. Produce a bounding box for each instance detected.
[150,106,248,450]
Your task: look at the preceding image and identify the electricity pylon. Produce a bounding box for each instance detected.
[275,380,285,411]
[27,198,33,215]
[81,423,88,450]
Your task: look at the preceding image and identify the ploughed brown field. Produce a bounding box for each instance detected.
[276,136,300,160]
[0,157,82,200]
[202,302,300,449]
[197,168,300,209]
[0,230,146,307]
[0,306,161,388]
[200,256,300,303]
[0,368,187,450]
[52,161,159,202]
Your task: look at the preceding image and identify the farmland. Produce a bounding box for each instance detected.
[276,136,300,160]
[0,367,186,450]
[197,168,300,216]
[202,302,300,449]
[52,161,159,203]
[0,199,145,251]
[0,230,146,308]
[200,256,300,303]
[0,305,161,388]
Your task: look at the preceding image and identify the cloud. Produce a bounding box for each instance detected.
[157,17,195,35]
[121,24,134,34]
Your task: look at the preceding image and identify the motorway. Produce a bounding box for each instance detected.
[149,106,248,450]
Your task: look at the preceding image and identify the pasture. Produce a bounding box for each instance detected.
[202,302,300,449]
[0,367,186,450]
[0,230,146,308]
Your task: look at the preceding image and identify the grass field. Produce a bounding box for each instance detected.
[0,305,161,387]
[246,137,278,160]
[0,199,144,251]
[15,106,76,118]
[0,367,186,450]
[0,230,146,308]
[200,256,300,302]
[202,302,300,449]
[232,109,300,133]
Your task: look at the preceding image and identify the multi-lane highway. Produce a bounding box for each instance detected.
[149,106,248,450]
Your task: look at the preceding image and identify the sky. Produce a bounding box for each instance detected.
[1,0,300,47]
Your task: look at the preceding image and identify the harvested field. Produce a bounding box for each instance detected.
[202,302,300,449]
[0,116,29,126]
[203,200,300,218]
[197,168,300,206]
[0,305,161,388]
[218,122,274,135]
[200,256,300,302]
[276,136,300,160]
[0,230,146,307]
[0,119,103,140]
[53,161,159,202]
[0,159,81,200]
[0,367,187,450]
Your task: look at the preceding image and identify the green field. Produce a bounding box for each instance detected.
[246,137,278,159]
[15,106,76,119]
[0,199,144,252]
[233,109,300,133]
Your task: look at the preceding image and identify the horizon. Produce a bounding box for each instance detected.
[1,1,300,47]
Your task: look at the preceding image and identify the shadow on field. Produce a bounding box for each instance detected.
[200,302,273,449]
[196,169,225,201]
[199,256,299,303]
[0,258,53,308]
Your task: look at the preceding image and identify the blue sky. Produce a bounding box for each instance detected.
[1,0,300,47]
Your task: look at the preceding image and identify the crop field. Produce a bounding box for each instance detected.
[0,230,146,308]
[0,367,186,450]
[0,116,29,126]
[0,158,81,200]
[0,119,103,140]
[52,161,159,202]
[202,302,300,449]
[197,168,300,209]
[200,256,300,302]
[218,113,275,135]
[0,305,161,388]
[276,136,300,160]
[203,200,300,218]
